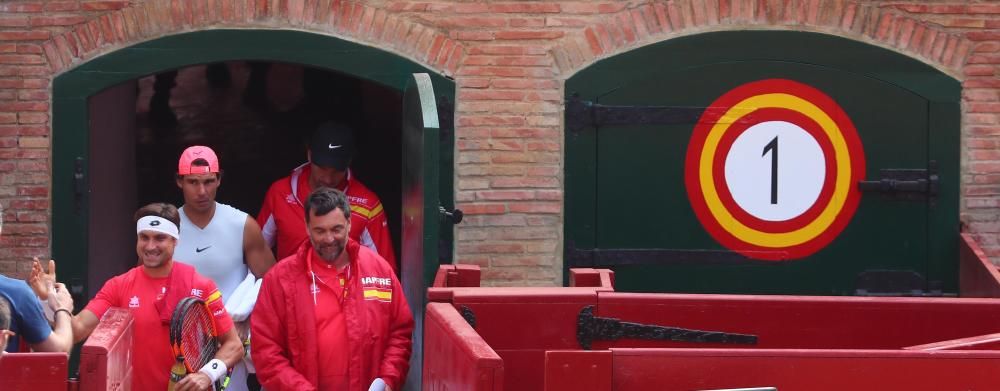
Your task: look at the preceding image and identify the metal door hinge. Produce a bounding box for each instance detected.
[857,161,939,202]
[576,305,757,350]
[458,305,475,328]
[566,93,707,134]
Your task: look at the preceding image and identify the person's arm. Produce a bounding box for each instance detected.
[243,216,276,278]
[174,327,244,391]
[377,274,415,391]
[73,272,119,344]
[29,282,73,353]
[70,309,100,344]
[256,184,279,251]
[368,205,397,273]
[250,274,317,391]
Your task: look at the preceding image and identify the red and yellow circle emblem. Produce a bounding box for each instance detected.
[684,79,865,260]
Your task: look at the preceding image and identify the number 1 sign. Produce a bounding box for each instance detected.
[685,79,866,261]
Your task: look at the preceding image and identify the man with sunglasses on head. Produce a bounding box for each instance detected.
[53,203,244,391]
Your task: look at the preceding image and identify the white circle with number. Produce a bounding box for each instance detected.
[723,121,825,222]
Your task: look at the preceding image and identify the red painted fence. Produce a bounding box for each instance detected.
[426,265,1000,390]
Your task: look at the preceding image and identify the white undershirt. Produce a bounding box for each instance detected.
[176,202,249,301]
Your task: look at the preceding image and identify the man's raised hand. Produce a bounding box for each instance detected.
[29,258,56,300]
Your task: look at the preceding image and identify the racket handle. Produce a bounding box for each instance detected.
[167,361,186,390]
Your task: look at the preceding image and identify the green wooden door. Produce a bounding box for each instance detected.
[565,31,960,295]
[401,72,458,391]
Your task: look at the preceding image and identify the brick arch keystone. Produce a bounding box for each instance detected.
[40,0,465,77]
[550,0,972,80]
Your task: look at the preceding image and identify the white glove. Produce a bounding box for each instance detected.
[224,271,261,322]
[368,378,387,391]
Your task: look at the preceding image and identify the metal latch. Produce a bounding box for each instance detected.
[576,305,758,350]
[857,161,939,201]
[74,157,85,213]
[565,93,707,134]
[439,206,463,224]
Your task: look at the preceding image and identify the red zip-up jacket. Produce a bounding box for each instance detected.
[257,165,397,271]
[250,239,414,391]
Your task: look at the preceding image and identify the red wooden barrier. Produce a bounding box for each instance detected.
[423,302,503,391]
[905,331,1000,351]
[79,308,133,391]
[608,348,1000,391]
[424,264,1000,390]
[0,352,68,391]
[593,292,1000,350]
[544,351,611,391]
[432,264,482,289]
[959,233,1000,298]
[568,268,615,289]
[543,348,1000,391]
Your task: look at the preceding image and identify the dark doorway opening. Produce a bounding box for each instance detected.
[91,61,403,282]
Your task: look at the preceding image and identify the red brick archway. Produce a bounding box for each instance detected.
[40,0,464,77]
[549,1,972,79]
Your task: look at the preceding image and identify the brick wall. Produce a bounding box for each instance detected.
[0,0,997,286]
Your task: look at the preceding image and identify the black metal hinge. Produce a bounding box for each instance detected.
[566,93,709,134]
[857,161,939,202]
[565,241,788,267]
[459,305,476,329]
[576,305,758,350]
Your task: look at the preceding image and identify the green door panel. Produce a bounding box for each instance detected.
[401,73,448,391]
[565,31,959,295]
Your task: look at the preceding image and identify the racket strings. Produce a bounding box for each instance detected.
[180,304,218,371]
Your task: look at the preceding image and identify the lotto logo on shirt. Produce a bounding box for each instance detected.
[129,296,140,308]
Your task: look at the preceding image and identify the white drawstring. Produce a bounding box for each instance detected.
[311,271,318,306]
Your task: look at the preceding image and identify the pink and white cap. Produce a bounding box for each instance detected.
[177,145,220,175]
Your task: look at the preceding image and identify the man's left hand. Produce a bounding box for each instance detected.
[28,258,56,300]
[175,372,214,391]
[369,378,391,391]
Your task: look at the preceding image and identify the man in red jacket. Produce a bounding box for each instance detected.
[251,187,413,391]
[256,122,397,270]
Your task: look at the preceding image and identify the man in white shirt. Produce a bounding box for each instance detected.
[174,146,276,391]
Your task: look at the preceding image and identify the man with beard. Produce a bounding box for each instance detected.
[62,203,245,391]
[251,188,413,391]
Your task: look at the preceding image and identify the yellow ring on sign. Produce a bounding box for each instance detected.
[698,93,852,248]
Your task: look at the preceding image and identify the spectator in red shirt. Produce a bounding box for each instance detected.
[61,203,245,391]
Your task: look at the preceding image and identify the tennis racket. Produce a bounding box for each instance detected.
[167,296,229,390]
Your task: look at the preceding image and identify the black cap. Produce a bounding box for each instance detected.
[309,122,355,170]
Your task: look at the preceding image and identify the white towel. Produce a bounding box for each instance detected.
[224,271,261,322]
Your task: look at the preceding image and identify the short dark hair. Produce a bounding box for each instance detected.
[305,187,351,222]
[134,202,181,228]
[0,295,11,331]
